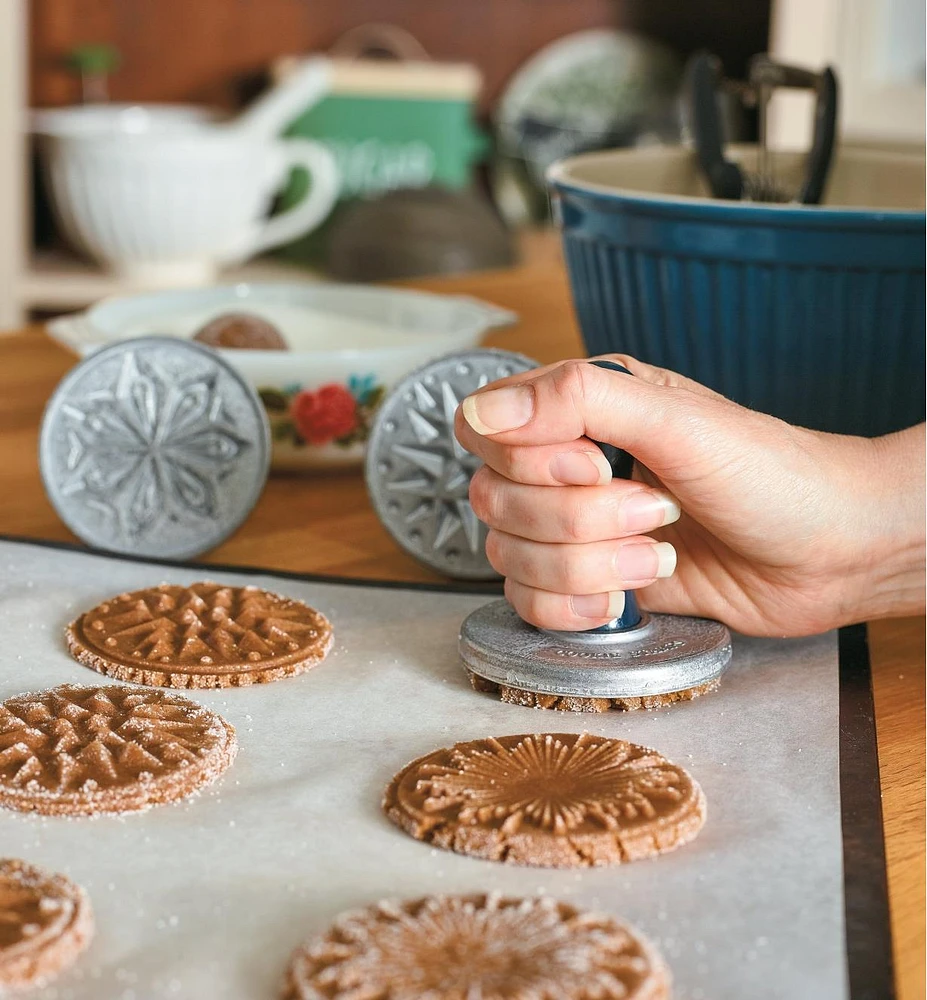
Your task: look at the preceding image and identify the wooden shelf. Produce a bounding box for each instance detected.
[18,250,322,313]
[13,229,558,318]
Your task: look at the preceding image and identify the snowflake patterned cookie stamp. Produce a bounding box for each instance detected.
[0,859,94,991]
[0,685,237,816]
[39,337,270,560]
[384,732,705,868]
[365,349,537,580]
[282,893,670,1000]
[66,582,333,688]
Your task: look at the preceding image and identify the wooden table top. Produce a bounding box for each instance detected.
[1,256,923,997]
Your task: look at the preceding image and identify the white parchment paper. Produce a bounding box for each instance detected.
[0,539,847,1000]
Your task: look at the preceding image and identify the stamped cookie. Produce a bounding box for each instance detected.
[0,684,237,816]
[469,672,719,712]
[384,732,705,868]
[0,859,93,991]
[283,893,670,1000]
[67,582,333,688]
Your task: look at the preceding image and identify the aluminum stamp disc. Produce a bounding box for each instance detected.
[365,349,537,579]
[39,337,271,560]
[460,600,732,698]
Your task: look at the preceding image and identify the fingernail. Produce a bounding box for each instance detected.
[621,490,681,532]
[616,541,677,583]
[550,451,612,486]
[461,385,534,435]
[572,591,626,619]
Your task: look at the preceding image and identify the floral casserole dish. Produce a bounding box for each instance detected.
[46,282,517,472]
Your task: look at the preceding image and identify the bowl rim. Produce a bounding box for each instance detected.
[31,103,222,136]
[547,144,926,225]
[73,281,516,361]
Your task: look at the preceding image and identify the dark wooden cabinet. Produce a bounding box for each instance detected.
[30,0,770,112]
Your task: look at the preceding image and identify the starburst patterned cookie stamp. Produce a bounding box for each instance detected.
[282,893,670,1000]
[0,685,237,816]
[67,582,333,688]
[365,350,536,579]
[0,859,93,991]
[384,732,705,868]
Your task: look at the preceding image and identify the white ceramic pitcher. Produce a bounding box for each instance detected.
[33,59,339,285]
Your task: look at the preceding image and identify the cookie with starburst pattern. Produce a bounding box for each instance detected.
[0,859,93,991]
[384,732,705,868]
[282,893,669,1000]
[67,582,333,688]
[0,684,236,816]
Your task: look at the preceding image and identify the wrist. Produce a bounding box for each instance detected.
[849,425,926,623]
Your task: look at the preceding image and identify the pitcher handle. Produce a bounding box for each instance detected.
[234,139,339,259]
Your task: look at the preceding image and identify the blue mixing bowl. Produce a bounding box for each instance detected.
[548,146,925,436]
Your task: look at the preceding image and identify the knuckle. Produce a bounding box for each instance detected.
[518,545,545,586]
[516,603,545,629]
[483,529,504,571]
[605,353,636,367]
[468,467,495,522]
[516,591,544,627]
[509,586,554,630]
[606,352,680,388]
[503,448,534,485]
[561,495,595,543]
[551,359,589,403]
[559,553,590,594]
[643,365,678,388]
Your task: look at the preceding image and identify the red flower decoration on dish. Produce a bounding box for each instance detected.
[291,384,359,445]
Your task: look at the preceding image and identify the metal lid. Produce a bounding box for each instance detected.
[39,337,270,560]
[460,599,732,698]
[365,348,537,579]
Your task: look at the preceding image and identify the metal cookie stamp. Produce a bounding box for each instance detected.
[366,350,732,709]
[459,600,731,704]
[39,336,270,560]
[365,349,536,579]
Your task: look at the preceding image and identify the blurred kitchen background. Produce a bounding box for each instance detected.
[0,0,923,327]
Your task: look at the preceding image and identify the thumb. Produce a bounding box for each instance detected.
[460,358,704,463]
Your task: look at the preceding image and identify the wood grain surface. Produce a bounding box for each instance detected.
[1,254,923,998]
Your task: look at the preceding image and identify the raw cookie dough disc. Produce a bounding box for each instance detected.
[0,859,94,992]
[0,685,237,817]
[384,732,705,868]
[67,582,333,689]
[193,312,289,350]
[283,893,670,1000]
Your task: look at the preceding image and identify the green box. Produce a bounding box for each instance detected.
[276,60,487,264]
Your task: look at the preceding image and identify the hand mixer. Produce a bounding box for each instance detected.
[365,350,732,712]
[686,51,838,204]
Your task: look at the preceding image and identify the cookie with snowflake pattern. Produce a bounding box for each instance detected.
[0,859,94,991]
[384,732,705,868]
[0,685,236,816]
[67,582,333,688]
[282,893,670,1000]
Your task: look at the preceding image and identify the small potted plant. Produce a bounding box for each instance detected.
[66,44,122,103]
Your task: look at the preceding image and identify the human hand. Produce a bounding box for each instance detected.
[455,356,925,637]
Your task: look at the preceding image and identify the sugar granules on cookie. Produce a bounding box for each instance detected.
[0,684,237,816]
[0,858,94,991]
[67,582,333,689]
[283,893,670,1000]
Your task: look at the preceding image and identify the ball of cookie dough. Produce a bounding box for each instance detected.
[192,312,288,350]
